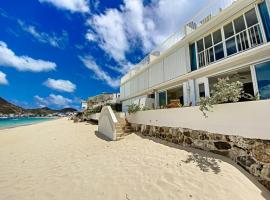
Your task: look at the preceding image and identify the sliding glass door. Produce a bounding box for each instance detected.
[255,60,270,99]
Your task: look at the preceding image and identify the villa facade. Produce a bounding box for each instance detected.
[120,0,270,112]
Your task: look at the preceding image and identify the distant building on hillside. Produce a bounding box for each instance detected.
[86,93,121,112]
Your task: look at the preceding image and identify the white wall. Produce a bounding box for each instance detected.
[127,100,270,140]
[89,113,100,121]
[120,45,189,100]
[164,47,187,81]
[98,106,118,141]
[149,61,164,87]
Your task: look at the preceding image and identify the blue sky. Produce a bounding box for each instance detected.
[0,0,209,110]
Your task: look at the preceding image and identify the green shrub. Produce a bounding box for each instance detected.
[127,104,141,114]
[199,77,244,117]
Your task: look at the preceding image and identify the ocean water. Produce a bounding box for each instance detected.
[0,117,54,129]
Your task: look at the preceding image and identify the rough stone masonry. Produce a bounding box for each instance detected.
[131,123,270,191]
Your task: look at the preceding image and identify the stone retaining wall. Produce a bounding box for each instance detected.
[131,123,270,190]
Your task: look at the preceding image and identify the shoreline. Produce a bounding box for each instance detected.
[0,117,58,130]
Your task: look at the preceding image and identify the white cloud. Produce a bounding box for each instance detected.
[85,31,96,42]
[35,94,73,107]
[80,56,120,88]
[39,0,89,13]
[89,9,128,62]
[0,41,56,72]
[18,20,68,48]
[87,0,208,63]
[0,71,8,85]
[44,78,76,93]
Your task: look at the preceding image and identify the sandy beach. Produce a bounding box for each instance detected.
[0,118,269,200]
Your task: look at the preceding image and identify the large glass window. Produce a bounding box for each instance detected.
[158,91,166,108]
[208,67,254,102]
[258,1,270,42]
[167,86,184,106]
[245,8,263,47]
[255,61,270,99]
[195,7,264,68]
[213,30,224,61]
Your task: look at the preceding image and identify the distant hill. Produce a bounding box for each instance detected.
[0,97,77,115]
[0,97,24,114]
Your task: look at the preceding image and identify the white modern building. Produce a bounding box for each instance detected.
[120,0,270,112]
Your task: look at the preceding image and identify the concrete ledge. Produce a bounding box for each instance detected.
[127,100,270,140]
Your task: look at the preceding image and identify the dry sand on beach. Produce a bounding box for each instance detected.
[0,118,269,200]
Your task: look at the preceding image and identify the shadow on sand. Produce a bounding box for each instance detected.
[136,133,270,199]
[94,131,112,142]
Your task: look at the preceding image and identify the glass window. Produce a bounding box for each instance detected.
[189,43,197,71]
[158,91,166,108]
[255,61,270,99]
[167,86,184,106]
[226,37,237,56]
[258,1,270,42]
[213,29,222,44]
[206,48,215,63]
[197,39,204,52]
[214,43,224,60]
[234,16,246,33]
[245,8,258,27]
[224,22,234,38]
[208,67,254,102]
[204,34,213,49]
[198,83,206,98]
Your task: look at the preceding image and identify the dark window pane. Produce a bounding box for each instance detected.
[213,29,222,44]
[245,8,258,27]
[159,91,166,107]
[206,48,214,63]
[214,43,224,60]
[197,39,204,52]
[234,15,246,33]
[198,51,205,68]
[189,43,197,71]
[255,61,270,99]
[224,22,234,38]
[204,34,213,49]
[199,83,205,97]
[226,37,237,56]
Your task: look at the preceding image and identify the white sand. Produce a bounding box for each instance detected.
[0,118,269,200]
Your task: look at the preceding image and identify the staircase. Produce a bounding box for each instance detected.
[115,114,133,140]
